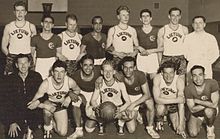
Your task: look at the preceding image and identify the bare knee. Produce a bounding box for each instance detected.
[204,108,215,118]
[156,104,166,116]
[57,129,67,136]
[127,125,136,134]
[188,130,199,137]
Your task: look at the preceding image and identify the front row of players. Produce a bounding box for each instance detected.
[9,53,219,139]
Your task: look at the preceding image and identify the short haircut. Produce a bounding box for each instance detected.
[158,61,176,73]
[79,54,94,65]
[41,15,54,24]
[101,60,115,70]
[190,65,205,74]
[52,60,67,71]
[66,14,78,22]
[15,53,30,63]
[121,56,136,67]
[116,5,130,15]
[168,7,181,15]
[192,15,206,23]
[140,9,152,17]
[14,0,27,11]
[92,16,103,24]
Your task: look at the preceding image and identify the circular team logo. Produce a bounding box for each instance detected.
[56,95,62,99]
[149,35,156,42]
[121,36,127,41]
[134,87,141,91]
[163,91,169,95]
[201,95,208,101]
[172,37,178,42]
[107,92,113,97]
[69,44,75,49]
[48,42,55,49]
[17,33,23,39]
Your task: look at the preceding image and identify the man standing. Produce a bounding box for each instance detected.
[31,15,62,80]
[157,7,188,78]
[1,1,36,75]
[185,65,219,139]
[81,16,107,65]
[5,54,43,139]
[184,16,219,79]
[153,61,186,138]
[106,5,139,69]
[119,56,160,138]
[58,14,82,78]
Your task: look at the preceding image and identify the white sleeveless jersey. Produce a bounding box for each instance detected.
[112,25,135,53]
[8,21,32,54]
[59,31,81,60]
[163,24,185,56]
[99,80,124,106]
[159,74,178,99]
[47,76,70,103]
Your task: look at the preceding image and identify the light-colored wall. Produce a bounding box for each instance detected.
[0,0,189,26]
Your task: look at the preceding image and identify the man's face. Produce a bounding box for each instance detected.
[191,68,205,86]
[168,10,181,25]
[14,6,27,21]
[118,10,129,24]
[41,17,54,32]
[140,12,152,25]
[162,68,176,84]
[16,57,30,74]
[52,67,66,84]
[192,18,206,32]
[122,61,135,78]
[92,18,103,33]
[81,59,94,76]
[101,64,115,82]
[66,18,77,33]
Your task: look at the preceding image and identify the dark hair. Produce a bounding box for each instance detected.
[168,7,181,15]
[41,15,54,24]
[52,60,67,71]
[80,54,94,65]
[92,16,103,24]
[15,53,30,63]
[101,60,115,70]
[190,65,205,74]
[140,9,152,17]
[116,5,130,15]
[192,16,206,23]
[158,61,176,73]
[121,56,136,67]
[66,14,78,22]
[14,1,27,11]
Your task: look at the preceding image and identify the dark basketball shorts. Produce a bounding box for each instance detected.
[161,55,187,75]
[166,104,178,113]
[192,107,218,118]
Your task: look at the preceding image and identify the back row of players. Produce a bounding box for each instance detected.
[1,1,219,139]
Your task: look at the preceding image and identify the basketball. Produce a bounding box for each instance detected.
[98,101,117,122]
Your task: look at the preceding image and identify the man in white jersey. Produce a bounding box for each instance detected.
[1,1,36,75]
[184,16,219,79]
[58,14,83,78]
[157,7,188,79]
[27,60,81,139]
[106,5,139,70]
[86,60,131,135]
[153,61,186,138]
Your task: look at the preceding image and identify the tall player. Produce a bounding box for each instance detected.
[28,60,81,138]
[86,60,131,135]
[58,14,82,78]
[136,9,162,79]
[81,16,107,65]
[185,65,219,139]
[119,56,160,138]
[157,7,188,79]
[106,5,139,69]
[67,54,101,139]
[1,1,36,75]
[153,61,186,138]
[31,15,62,80]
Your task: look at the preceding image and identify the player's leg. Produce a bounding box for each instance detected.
[53,109,68,136]
[187,114,203,137]
[43,101,54,139]
[125,110,138,134]
[145,99,160,138]
[167,104,179,131]
[155,104,166,131]
[204,107,217,138]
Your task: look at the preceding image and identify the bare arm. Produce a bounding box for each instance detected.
[187,99,205,113]
[119,82,131,112]
[1,24,10,55]
[30,23,37,37]
[157,27,165,64]
[30,80,48,102]
[90,84,100,108]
